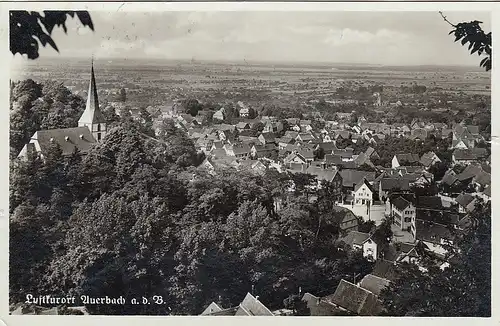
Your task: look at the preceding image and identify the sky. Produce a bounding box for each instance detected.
[16,11,492,66]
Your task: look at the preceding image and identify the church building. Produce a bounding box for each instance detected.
[17,61,107,160]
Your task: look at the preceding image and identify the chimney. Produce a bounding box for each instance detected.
[65,136,70,142]
[49,137,55,143]
[79,134,84,139]
[255,296,259,301]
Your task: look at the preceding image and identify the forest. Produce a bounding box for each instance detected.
[9,80,490,316]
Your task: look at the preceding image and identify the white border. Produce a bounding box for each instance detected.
[0,2,498,326]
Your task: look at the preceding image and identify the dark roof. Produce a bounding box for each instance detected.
[328,279,383,316]
[453,148,489,161]
[232,144,252,155]
[420,152,440,167]
[380,178,410,192]
[416,220,453,244]
[354,178,374,193]
[339,231,371,247]
[32,127,96,156]
[392,196,412,211]
[441,171,459,186]
[305,166,340,182]
[317,142,338,153]
[325,154,343,165]
[416,196,444,210]
[455,193,474,208]
[395,153,420,165]
[260,132,276,142]
[358,274,391,296]
[372,260,398,281]
[382,243,419,263]
[340,170,376,188]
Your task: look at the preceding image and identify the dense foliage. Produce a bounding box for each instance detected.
[380,202,491,316]
[9,81,375,315]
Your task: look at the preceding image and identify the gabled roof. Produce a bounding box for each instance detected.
[328,279,382,316]
[416,220,453,244]
[455,193,474,208]
[301,293,338,316]
[201,302,223,315]
[391,196,412,211]
[372,260,398,281]
[394,153,420,165]
[237,293,274,316]
[305,166,340,182]
[453,148,489,161]
[30,127,96,156]
[420,151,440,167]
[354,178,374,193]
[259,132,276,142]
[340,170,376,188]
[340,231,371,247]
[379,178,410,192]
[324,154,343,165]
[358,274,391,296]
[317,142,338,153]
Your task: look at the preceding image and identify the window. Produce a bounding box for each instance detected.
[97,133,102,141]
[97,124,101,132]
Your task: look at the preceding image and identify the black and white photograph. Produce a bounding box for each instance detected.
[6,4,492,317]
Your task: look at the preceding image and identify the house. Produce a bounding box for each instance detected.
[239,160,267,175]
[365,147,380,160]
[301,293,339,316]
[18,63,108,160]
[296,133,316,143]
[251,144,277,159]
[410,128,428,141]
[382,242,420,264]
[213,107,225,121]
[415,220,454,258]
[237,121,251,130]
[455,193,475,214]
[201,293,274,316]
[339,231,378,261]
[262,120,274,133]
[353,179,374,207]
[296,149,315,164]
[224,144,251,159]
[340,170,376,190]
[420,151,441,169]
[332,148,354,162]
[378,178,411,202]
[452,148,489,165]
[390,196,416,239]
[277,137,295,150]
[237,101,250,118]
[258,132,276,145]
[358,274,391,296]
[392,153,421,168]
[327,279,383,316]
[332,206,359,233]
[284,152,307,166]
[315,142,338,155]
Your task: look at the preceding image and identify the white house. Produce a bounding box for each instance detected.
[391,196,416,239]
[353,179,374,207]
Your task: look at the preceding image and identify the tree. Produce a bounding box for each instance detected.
[10,11,94,59]
[283,294,310,316]
[440,12,491,71]
[118,88,127,102]
[380,203,490,316]
[183,99,202,117]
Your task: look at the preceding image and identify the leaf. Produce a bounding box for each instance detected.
[76,11,94,31]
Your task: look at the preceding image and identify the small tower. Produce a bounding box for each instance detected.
[79,58,107,141]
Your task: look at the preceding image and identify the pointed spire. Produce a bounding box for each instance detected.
[79,58,105,125]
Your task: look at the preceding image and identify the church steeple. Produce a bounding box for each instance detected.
[79,58,107,141]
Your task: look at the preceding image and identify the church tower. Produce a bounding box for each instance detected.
[79,59,107,141]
